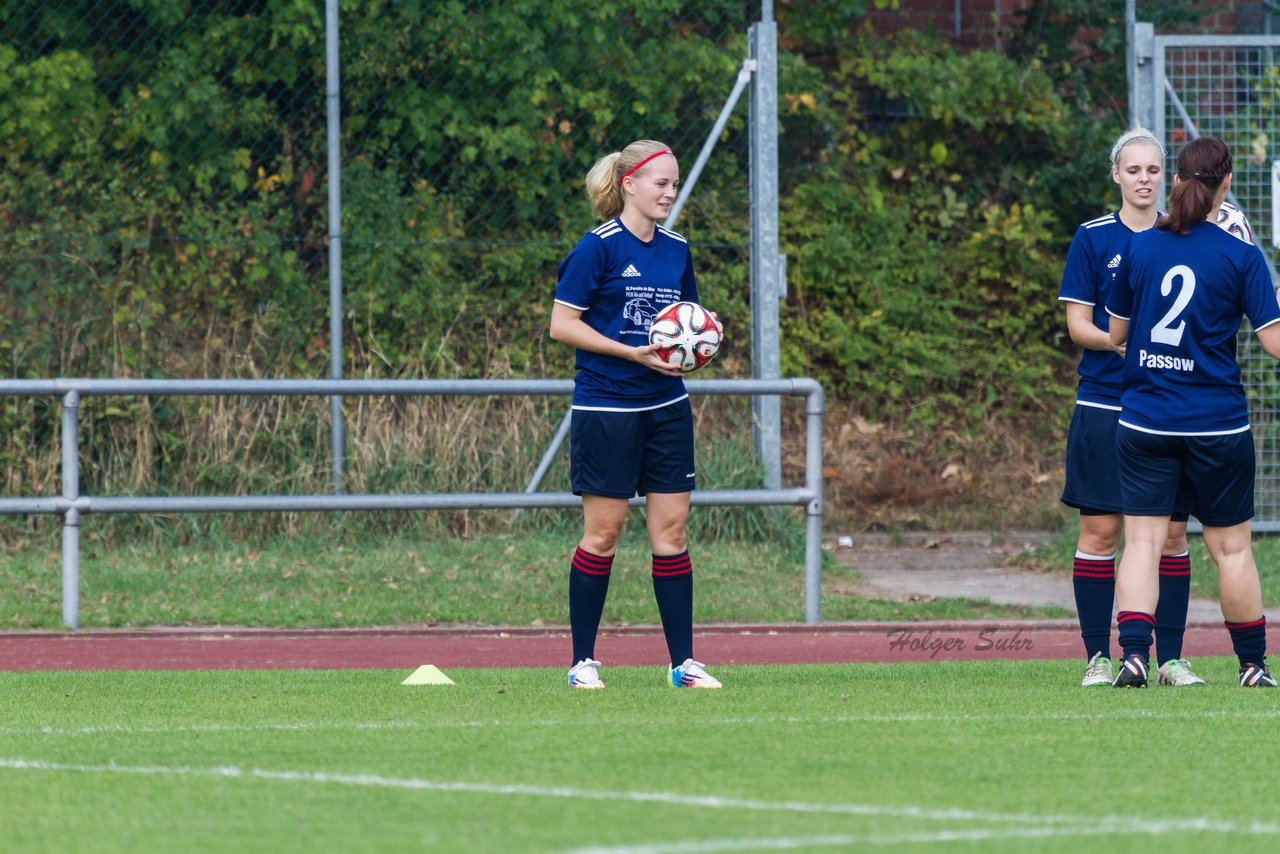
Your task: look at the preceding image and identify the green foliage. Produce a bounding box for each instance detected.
[776,31,1074,428]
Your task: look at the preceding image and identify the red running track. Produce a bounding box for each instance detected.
[0,621,1266,671]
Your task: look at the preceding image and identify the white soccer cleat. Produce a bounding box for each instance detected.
[568,659,605,689]
[1157,658,1206,686]
[1081,652,1114,687]
[669,658,722,689]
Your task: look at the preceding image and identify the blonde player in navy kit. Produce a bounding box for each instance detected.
[1058,129,1201,687]
[549,139,721,690]
[1107,135,1280,688]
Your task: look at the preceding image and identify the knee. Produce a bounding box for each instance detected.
[582,524,624,556]
[1078,516,1122,555]
[663,529,688,554]
[651,520,687,554]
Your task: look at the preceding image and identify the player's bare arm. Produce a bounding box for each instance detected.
[1065,302,1125,357]
[1109,316,1129,351]
[549,302,684,376]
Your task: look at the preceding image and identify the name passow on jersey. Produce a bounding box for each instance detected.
[555,218,699,410]
[1057,211,1137,409]
[1106,221,1280,435]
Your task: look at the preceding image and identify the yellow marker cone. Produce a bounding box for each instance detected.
[402,664,455,686]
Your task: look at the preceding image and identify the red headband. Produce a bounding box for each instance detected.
[620,150,672,184]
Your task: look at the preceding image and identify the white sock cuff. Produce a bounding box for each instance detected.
[1074,550,1116,561]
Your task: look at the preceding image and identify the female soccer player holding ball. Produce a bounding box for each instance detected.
[549,139,721,690]
[1058,129,1202,687]
[1106,136,1280,688]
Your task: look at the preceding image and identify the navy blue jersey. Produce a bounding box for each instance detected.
[1106,220,1280,435]
[1058,211,1136,408]
[555,218,699,410]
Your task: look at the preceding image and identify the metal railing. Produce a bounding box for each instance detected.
[0,378,824,630]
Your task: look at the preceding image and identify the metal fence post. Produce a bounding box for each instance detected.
[749,14,782,491]
[803,380,824,624]
[60,390,81,630]
[326,0,345,495]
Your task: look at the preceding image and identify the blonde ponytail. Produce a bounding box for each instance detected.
[582,139,673,220]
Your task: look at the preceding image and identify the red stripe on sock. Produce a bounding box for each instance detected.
[1117,610,1155,626]
[652,551,692,577]
[1226,617,1267,631]
[572,547,614,576]
[1073,558,1115,580]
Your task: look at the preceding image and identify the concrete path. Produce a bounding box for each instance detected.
[830,531,1280,623]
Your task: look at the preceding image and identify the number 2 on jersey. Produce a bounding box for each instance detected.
[1150,264,1195,347]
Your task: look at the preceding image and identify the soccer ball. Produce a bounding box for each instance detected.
[648,301,723,373]
[1216,200,1254,244]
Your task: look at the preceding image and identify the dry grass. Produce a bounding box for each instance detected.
[796,401,1071,534]
[3,346,1073,542]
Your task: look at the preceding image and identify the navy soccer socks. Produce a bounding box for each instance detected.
[1075,551,1193,666]
[1155,551,1192,665]
[568,547,613,665]
[1072,551,1115,660]
[652,550,694,667]
[1226,616,1267,668]
[1115,610,1155,686]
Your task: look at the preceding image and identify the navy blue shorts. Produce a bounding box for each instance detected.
[1062,404,1124,514]
[570,398,695,498]
[1063,404,1189,521]
[1116,427,1255,527]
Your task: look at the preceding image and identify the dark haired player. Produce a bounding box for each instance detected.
[1107,135,1280,688]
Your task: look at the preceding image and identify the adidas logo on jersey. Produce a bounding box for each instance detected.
[1107,254,1121,269]
[622,264,641,278]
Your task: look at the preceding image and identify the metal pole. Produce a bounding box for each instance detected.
[1126,0,1137,127]
[60,391,80,630]
[326,0,345,494]
[749,9,782,491]
[803,381,824,624]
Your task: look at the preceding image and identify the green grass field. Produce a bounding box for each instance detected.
[3,660,1279,853]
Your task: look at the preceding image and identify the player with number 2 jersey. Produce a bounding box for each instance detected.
[1106,135,1280,689]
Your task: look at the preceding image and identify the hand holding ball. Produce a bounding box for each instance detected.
[648,301,723,373]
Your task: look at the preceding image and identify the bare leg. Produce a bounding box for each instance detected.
[1201,521,1263,623]
[645,492,693,667]
[580,494,629,556]
[1115,514,1170,615]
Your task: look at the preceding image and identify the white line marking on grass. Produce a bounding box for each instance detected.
[2,757,1278,838]
[7,706,1280,740]
[565,825,1128,853]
